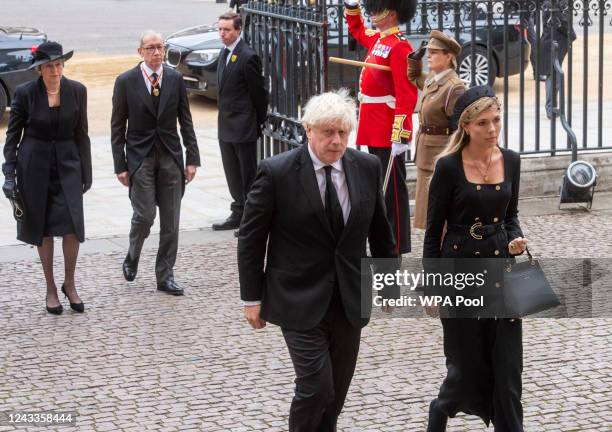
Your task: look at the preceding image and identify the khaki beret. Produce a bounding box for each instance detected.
[425,30,462,57]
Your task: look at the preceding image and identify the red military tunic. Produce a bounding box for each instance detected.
[345,5,418,148]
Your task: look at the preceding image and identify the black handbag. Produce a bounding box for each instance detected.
[503,247,560,317]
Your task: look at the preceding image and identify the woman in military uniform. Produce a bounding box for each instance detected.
[423,86,529,431]
[408,30,465,230]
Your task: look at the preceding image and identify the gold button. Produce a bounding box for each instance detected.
[493,217,499,223]
[494,250,500,256]
[495,282,501,288]
[475,251,480,256]
[474,217,480,221]
[495,185,501,191]
[453,244,458,250]
[476,185,481,191]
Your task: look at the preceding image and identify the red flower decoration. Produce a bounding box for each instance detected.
[31,45,38,54]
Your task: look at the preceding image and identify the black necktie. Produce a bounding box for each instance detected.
[218,48,230,80]
[151,72,160,110]
[324,166,344,240]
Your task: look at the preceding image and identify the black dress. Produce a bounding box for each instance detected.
[423,147,524,431]
[44,107,76,237]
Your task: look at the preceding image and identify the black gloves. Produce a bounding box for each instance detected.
[408,41,428,61]
[2,173,16,199]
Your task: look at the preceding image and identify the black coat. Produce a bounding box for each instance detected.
[2,77,91,246]
[422,148,525,426]
[538,1,577,74]
[217,39,268,143]
[110,64,200,194]
[424,148,523,260]
[238,145,398,330]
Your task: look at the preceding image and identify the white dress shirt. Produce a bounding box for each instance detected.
[140,63,163,94]
[243,147,351,306]
[223,38,241,65]
[307,145,351,224]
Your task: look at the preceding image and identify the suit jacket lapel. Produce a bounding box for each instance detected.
[339,150,360,243]
[157,66,173,119]
[297,146,334,240]
[57,76,74,136]
[219,39,243,92]
[133,64,156,117]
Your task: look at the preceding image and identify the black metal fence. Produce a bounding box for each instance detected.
[243,0,612,159]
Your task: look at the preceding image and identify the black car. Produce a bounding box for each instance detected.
[164,3,529,100]
[0,26,47,121]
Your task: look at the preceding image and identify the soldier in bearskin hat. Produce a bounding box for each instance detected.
[344,0,418,255]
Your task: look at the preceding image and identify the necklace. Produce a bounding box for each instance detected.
[471,147,495,182]
[46,87,60,95]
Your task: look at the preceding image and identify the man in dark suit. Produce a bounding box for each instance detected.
[539,0,576,119]
[238,90,398,431]
[111,31,200,296]
[212,12,268,233]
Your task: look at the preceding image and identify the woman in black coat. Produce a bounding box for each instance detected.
[423,86,529,432]
[2,41,91,314]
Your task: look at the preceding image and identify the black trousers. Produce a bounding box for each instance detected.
[281,295,361,432]
[435,318,523,432]
[127,147,182,283]
[219,139,257,216]
[367,146,411,254]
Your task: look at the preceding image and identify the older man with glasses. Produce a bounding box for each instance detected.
[111,30,200,296]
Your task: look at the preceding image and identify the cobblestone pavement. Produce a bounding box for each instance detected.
[0,206,611,432]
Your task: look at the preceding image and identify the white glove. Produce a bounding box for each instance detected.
[344,0,360,6]
[391,142,410,157]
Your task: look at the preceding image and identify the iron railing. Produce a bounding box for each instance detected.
[243,0,612,159]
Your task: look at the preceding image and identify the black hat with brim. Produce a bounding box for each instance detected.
[29,41,74,70]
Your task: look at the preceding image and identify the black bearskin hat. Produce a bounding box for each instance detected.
[363,0,417,24]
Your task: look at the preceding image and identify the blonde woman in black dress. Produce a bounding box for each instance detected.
[423,85,528,431]
[2,42,91,314]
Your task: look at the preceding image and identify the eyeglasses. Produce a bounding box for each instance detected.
[142,45,165,53]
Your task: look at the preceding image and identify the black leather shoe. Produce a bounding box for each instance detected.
[212,213,241,231]
[426,399,448,432]
[61,284,85,313]
[157,279,184,296]
[122,255,138,282]
[46,296,63,315]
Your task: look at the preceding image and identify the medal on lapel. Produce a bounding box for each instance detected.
[142,65,162,97]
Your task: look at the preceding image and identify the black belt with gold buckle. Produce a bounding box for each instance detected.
[449,222,505,240]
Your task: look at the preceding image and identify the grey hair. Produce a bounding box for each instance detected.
[139,30,163,47]
[301,89,357,132]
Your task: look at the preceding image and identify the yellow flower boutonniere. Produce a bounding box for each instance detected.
[231,54,238,63]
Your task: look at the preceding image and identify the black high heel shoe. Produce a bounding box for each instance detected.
[61,284,85,313]
[46,295,63,315]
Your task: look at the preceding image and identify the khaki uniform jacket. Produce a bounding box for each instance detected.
[408,58,465,171]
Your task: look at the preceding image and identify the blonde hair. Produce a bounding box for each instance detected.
[301,88,357,132]
[435,96,501,164]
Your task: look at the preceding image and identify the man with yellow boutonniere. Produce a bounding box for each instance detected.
[111,30,200,296]
[213,11,268,236]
